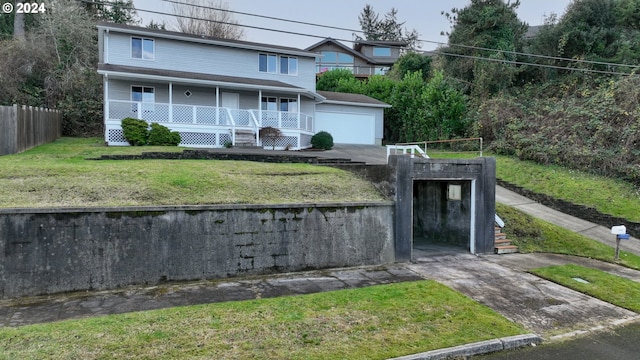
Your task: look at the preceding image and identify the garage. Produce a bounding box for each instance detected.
[315,111,375,144]
[316,91,390,145]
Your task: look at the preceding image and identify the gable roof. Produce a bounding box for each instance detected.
[318,91,391,108]
[305,38,375,63]
[97,21,317,58]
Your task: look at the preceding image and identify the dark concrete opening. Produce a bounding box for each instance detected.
[391,156,496,262]
[412,180,472,252]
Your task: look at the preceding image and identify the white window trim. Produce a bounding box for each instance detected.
[280,55,298,76]
[259,53,277,74]
[131,36,155,60]
[131,85,155,102]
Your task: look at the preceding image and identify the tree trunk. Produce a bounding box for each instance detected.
[13,0,25,40]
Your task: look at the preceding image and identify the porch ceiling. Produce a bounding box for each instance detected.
[98,63,325,101]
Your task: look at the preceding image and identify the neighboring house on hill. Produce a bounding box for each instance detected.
[306,38,407,78]
[96,22,389,149]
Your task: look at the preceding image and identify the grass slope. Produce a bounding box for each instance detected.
[496,203,640,270]
[0,138,386,208]
[0,281,525,360]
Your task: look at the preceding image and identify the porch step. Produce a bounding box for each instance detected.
[495,245,519,254]
[234,130,256,147]
[494,225,518,254]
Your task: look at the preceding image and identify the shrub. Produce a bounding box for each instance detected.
[259,126,283,149]
[121,118,149,146]
[311,131,334,150]
[148,123,181,146]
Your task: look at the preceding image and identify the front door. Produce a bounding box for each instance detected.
[220,92,239,125]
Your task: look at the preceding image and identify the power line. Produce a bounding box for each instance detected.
[78,0,638,77]
[158,0,639,71]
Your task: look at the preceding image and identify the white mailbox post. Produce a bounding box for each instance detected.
[611,225,629,261]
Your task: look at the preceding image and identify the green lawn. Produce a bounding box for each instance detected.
[496,203,640,270]
[0,138,386,208]
[531,264,640,313]
[0,281,525,360]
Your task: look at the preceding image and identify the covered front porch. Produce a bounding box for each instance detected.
[100,66,322,150]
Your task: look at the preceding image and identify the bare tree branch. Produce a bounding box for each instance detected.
[172,0,245,40]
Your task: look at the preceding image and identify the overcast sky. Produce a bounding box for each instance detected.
[132,0,573,50]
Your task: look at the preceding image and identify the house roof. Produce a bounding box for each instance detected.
[98,63,325,101]
[317,91,391,108]
[97,21,318,58]
[353,40,408,52]
[305,38,375,64]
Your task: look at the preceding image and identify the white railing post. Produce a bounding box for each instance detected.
[136,102,142,120]
[227,108,236,146]
[192,106,197,124]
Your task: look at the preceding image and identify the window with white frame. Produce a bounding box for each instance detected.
[279,98,298,112]
[131,86,155,102]
[259,53,277,73]
[131,37,154,60]
[131,86,155,114]
[280,56,298,75]
[261,96,277,111]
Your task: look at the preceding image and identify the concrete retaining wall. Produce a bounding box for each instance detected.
[0,203,394,299]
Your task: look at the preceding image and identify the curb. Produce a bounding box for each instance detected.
[387,334,542,360]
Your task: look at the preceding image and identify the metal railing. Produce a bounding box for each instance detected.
[386,144,429,160]
[386,138,484,162]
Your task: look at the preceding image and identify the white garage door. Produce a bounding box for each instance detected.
[315,111,376,145]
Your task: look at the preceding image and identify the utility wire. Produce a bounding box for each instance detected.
[77,0,638,77]
[160,0,639,71]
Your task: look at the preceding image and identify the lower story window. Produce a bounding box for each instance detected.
[131,86,155,102]
[280,98,298,112]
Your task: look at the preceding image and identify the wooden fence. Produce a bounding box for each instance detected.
[0,104,62,155]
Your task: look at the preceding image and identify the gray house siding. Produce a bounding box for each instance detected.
[105,32,317,90]
[108,79,316,116]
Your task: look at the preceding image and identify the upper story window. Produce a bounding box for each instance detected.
[280,56,298,75]
[131,37,154,60]
[317,51,354,72]
[260,53,298,75]
[259,53,277,73]
[373,47,391,57]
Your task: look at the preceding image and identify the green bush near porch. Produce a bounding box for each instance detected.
[121,118,181,146]
[311,131,334,150]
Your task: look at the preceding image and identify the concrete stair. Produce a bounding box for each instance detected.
[494,226,519,254]
[234,130,257,147]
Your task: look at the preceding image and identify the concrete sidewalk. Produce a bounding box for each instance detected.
[496,186,640,255]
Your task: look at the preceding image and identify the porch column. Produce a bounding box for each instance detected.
[168,82,173,123]
[258,90,263,127]
[103,74,109,129]
[215,86,219,125]
[297,93,301,129]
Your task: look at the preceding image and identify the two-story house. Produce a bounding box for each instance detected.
[97,22,389,149]
[306,38,407,78]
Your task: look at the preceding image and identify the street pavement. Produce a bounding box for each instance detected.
[1,145,639,359]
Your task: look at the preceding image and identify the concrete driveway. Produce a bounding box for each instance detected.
[410,245,639,339]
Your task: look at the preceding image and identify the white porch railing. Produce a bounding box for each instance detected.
[107,100,313,131]
[251,110,314,132]
[105,100,314,149]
